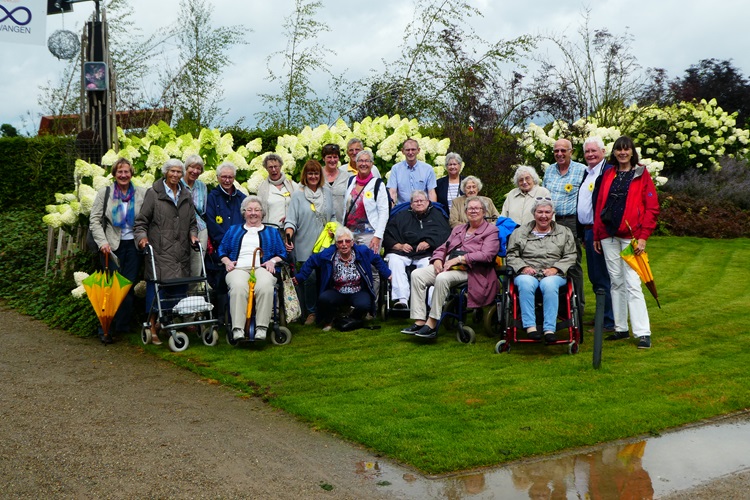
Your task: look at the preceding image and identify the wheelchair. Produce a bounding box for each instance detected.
[493,272,582,355]
[225,263,293,347]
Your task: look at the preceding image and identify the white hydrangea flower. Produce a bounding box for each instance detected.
[71,285,87,299]
[199,169,217,187]
[246,137,262,153]
[42,212,63,228]
[245,169,266,194]
[73,271,90,287]
[101,149,120,166]
[92,175,112,191]
[216,133,234,156]
[131,173,155,188]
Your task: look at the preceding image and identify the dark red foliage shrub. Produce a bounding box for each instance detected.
[658,193,750,238]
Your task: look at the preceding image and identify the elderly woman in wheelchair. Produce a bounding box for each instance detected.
[506,198,577,344]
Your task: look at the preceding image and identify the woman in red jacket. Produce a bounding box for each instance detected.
[593,136,660,349]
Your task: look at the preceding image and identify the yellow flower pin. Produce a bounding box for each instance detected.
[283,191,290,197]
[310,203,316,212]
[564,183,573,193]
[588,183,594,192]
[365,191,373,199]
[215,215,223,224]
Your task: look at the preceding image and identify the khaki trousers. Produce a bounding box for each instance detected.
[410,264,467,322]
[225,267,276,331]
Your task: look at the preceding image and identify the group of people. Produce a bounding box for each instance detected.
[88,133,658,348]
[503,136,659,349]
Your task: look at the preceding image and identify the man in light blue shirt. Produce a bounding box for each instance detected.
[386,138,437,205]
[543,138,586,322]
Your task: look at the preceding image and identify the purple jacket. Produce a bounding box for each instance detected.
[431,220,500,308]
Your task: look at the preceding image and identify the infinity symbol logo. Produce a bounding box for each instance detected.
[0,6,32,26]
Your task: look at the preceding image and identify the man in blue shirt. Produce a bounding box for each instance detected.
[386,138,437,205]
[543,138,587,322]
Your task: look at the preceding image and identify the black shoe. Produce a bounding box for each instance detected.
[527,330,542,341]
[401,323,422,335]
[637,336,651,349]
[393,301,408,310]
[605,331,630,341]
[414,325,437,339]
[544,333,556,344]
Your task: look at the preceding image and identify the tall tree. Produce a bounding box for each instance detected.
[162,0,248,131]
[669,59,750,127]
[256,0,333,129]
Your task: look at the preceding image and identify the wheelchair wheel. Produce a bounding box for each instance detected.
[495,339,510,354]
[483,304,501,336]
[168,331,189,352]
[380,302,389,321]
[271,326,292,346]
[226,329,239,347]
[202,326,219,346]
[141,323,151,345]
[568,341,579,355]
[456,325,476,344]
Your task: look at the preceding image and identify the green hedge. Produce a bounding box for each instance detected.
[0,136,77,210]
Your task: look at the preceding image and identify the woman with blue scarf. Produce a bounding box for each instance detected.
[90,157,147,343]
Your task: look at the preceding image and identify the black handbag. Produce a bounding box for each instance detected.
[86,186,110,253]
[334,316,364,332]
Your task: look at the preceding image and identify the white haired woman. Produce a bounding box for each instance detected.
[256,153,298,229]
[294,226,391,331]
[435,152,464,210]
[501,165,551,226]
[134,158,199,345]
[218,196,287,341]
[506,198,577,344]
[449,175,500,227]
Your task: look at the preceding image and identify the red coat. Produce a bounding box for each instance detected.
[593,165,660,241]
[431,220,500,308]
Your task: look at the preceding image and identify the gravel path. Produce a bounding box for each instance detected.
[0,305,392,499]
[1,304,747,499]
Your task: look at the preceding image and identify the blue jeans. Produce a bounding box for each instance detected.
[584,228,614,329]
[514,274,566,333]
[99,239,141,335]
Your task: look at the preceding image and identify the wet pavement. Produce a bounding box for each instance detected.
[360,413,750,498]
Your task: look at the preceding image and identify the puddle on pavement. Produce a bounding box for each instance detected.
[355,415,750,498]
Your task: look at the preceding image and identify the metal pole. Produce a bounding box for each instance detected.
[593,289,605,369]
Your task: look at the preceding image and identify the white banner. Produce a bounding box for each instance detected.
[0,0,46,46]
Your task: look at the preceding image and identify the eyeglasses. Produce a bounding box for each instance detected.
[553,148,570,153]
[219,175,235,180]
[336,239,352,244]
[266,164,281,170]
[535,196,552,201]
[466,206,483,212]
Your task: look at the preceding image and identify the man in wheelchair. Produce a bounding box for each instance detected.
[506,198,577,343]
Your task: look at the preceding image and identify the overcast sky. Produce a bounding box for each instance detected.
[1,0,747,134]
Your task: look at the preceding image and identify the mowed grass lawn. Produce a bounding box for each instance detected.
[151,237,750,474]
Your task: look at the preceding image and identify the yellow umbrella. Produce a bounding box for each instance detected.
[620,224,660,308]
[82,255,133,338]
[244,248,263,331]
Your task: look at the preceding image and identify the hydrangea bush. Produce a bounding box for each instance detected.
[43,115,451,231]
[519,99,750,186]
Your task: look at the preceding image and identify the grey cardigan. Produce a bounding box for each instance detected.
[89,184,147,251]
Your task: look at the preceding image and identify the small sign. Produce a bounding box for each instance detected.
[84,61,107,91]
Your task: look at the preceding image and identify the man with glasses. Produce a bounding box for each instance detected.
[387,138,437,205]
[542,138,586,321]
[578,136,615,333]
[383,191,451,309]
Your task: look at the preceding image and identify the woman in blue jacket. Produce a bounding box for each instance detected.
[218,196,287,341]
[294,227,391,331]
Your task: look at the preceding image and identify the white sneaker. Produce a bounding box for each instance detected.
[232,328,245,340]
[255,326,267,340]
